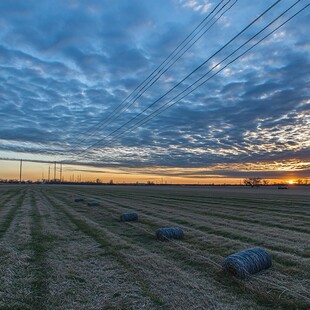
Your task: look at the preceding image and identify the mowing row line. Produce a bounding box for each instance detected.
[103,189,310,226]
[101,192,310,239]
[64,187,310,230]
[83,187,310,216]
[28,191,50,309]
[43,189,254,310]
[51,188,310,309]
[36,188,164,309]
[66,191,309,266]
[0,189,26,239]
[0,188,32,309]
[41,191,169,309]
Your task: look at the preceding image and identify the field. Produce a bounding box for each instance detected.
[0,184,309,309]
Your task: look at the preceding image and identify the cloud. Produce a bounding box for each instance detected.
[180,0,212,14]
[0,0,309,180]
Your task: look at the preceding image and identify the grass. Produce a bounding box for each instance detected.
[43,193,166,308]
[0,184,309,309]
[28,193,50,309]
[0,189,25,238]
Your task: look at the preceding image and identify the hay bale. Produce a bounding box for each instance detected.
[74,198,84,202]
[223,247,272,278]
[120,212,138,222]
[87,200,99,206]
[156,227,184,241]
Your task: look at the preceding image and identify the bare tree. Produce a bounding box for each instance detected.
[243,177,262,188]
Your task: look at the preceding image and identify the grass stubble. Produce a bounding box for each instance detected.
[0,184,309,309]
[0,188,32,309]
[51,185,310,309]
[36,188,162,309]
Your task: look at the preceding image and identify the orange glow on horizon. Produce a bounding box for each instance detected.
[0,160,308,185]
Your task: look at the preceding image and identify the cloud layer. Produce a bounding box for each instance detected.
[0,0,309,180]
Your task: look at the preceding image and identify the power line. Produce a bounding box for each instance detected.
[74,0,285,157]
[96,0,238,134]
[119,0,307,140]
[72,0,234,146]
[79,0,237,143]
[80,0,309,160]
[131,3,309,134]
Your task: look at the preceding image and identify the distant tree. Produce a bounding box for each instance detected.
[96,178,101,184]
[243,177,262,188]
[109,179,114,185]
[262,179,269,186]
[297,179,303,185]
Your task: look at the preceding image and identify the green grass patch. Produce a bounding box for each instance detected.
[28,193,49,309]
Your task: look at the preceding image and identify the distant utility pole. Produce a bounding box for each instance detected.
[19,159,23,184]
[54,162,56,182]
[60,163,63,183]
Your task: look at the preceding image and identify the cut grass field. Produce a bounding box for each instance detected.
[0,184,309,309]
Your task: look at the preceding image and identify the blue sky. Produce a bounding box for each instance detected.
[0,0,309,181]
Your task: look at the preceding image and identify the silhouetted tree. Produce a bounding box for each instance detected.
[243,177,262,188]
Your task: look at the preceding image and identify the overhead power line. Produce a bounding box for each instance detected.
[73,0,235,146]
[75,0,289,157]
[127,1,309,140]
[80,0,309,158]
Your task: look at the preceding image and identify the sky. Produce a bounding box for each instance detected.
[0,0,309,184]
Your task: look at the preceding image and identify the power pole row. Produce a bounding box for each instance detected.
[18,160,64,183]
[19,159,23,184]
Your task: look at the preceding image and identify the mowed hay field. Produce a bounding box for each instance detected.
[0,185,309,309]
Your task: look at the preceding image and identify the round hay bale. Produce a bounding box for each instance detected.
[156,227,184,241]
[120,212,138,222]
[223,247,272,278]
[87,200,99,206]
[74,198,84,202]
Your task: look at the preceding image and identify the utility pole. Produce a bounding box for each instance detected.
[60,163,62,183]
[54,162,56,182]
[19,159,23,184]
